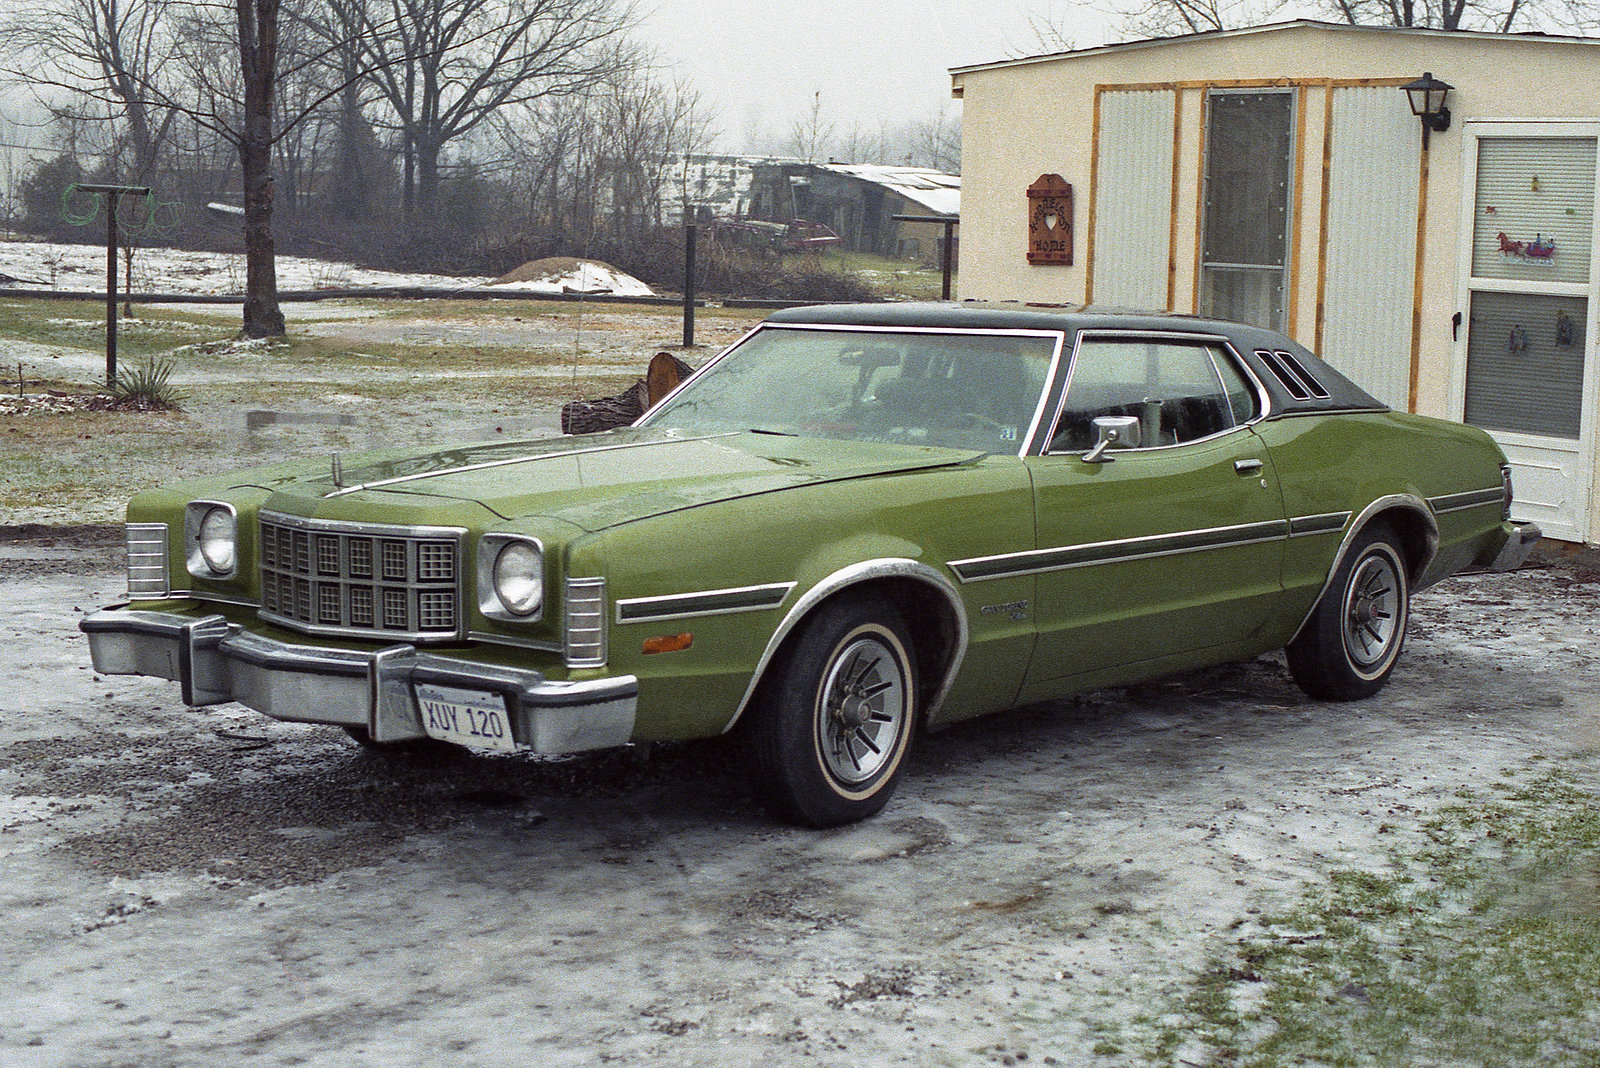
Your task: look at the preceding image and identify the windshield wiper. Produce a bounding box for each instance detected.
[746,427,796,436]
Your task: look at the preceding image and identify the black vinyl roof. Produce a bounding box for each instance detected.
[763,301,1387,415]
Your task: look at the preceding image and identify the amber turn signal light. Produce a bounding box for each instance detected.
[642,632,693,655]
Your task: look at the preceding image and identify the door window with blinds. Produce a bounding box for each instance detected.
[1200,90,1294,331]
[1464,291,1586,437]
[1470,138,1596,285]
[1465,136,1596,439]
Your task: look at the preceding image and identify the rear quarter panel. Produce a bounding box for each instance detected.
[1255,411,1508,631]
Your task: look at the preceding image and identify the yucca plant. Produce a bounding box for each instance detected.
[110,356,184,410]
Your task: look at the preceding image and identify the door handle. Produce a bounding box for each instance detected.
[1234,458,1265,475]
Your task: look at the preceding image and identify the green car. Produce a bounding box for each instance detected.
[82,304,1539,826]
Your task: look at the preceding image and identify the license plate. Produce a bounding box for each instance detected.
[414,682,517,753]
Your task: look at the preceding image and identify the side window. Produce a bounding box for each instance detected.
[1048,339,1251,452]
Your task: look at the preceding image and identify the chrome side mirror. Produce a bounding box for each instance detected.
[1082,415,1142,464]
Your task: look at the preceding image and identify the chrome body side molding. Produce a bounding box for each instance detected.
[1427,487,1507,514]
[1288,512,1351,538]
[616,581,797,625]
[949,519,1291,582]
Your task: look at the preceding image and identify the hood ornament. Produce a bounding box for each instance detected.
[331,452,344,489]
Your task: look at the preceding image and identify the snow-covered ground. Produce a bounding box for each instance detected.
[0,240,654,297]
[3,550,1598,1065]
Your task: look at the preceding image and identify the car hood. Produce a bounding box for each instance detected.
[256,428,984,532]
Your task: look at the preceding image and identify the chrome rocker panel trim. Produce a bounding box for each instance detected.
[80,608,637,755]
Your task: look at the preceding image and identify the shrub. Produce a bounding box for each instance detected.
[109,357,184,410]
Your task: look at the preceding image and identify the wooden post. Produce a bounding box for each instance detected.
[682,223,697,348]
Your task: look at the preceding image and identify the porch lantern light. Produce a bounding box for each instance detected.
[1403,72,1453,144]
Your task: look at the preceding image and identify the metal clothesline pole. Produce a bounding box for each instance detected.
[75,184,152,389]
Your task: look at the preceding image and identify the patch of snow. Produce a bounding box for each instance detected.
[491,255,655,296]
[0,239,655,298]
[0,239,493,294]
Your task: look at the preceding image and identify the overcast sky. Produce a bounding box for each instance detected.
[637,0,1118,150]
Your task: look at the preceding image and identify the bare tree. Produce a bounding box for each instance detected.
[155,0,372,335]
[322,0,633,225]
[787,90,835,164]
[1122,0,1270,34]
[902,108,961,172]
[1104,0,1565,38]
[493,65,713,248]
[835,122,886,166]
[0,0,181,180]
[1018,8,1078,52]
[1326,0,1528,29]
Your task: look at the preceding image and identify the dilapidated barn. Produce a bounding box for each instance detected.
[746,162,960,262]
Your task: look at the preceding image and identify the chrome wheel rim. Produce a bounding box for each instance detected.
[1342,549,1403,673]
[815,633,907,786]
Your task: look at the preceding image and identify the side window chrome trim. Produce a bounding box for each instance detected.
[1037,330,1273,456]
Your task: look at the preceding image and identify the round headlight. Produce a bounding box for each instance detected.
[492,541,543,616]
[197,506,237,575]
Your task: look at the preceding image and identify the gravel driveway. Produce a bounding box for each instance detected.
[2,528,1597,1066]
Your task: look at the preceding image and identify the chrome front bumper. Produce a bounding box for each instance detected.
[80,607,637,753]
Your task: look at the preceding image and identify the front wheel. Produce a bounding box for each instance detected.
[1287,524,1410,701]
[744,599,918,827]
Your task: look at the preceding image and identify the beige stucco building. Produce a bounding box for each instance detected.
[951,21,1600,543]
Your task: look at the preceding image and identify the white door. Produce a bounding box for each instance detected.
[1454,122,1600,543]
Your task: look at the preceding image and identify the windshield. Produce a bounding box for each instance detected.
[644,327,1059,452]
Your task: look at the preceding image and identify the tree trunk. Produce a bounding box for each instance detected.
[237,0,285,338]
[334,79,371,219]
[416,136,441,220]
[240,131,284,337]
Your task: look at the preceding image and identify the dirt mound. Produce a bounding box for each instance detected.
[494,255,591,285]
[492,256,652,293]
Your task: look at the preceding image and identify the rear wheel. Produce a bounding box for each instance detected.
[745,599,917,827]
[1287,524,1410,700]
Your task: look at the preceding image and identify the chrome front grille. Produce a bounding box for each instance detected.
[258,512,464,641]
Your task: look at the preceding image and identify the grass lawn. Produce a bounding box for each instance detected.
[1092,757,1600,1065]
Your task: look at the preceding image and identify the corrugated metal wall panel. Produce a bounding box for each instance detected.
[1093,90,1175,310]
[1320,87,1420,409]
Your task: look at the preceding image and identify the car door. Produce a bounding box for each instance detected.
[1013,332,1288,696]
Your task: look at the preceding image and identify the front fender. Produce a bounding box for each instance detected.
[719,557,970,734]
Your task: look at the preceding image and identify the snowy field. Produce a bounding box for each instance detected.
[0,240,655,297]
